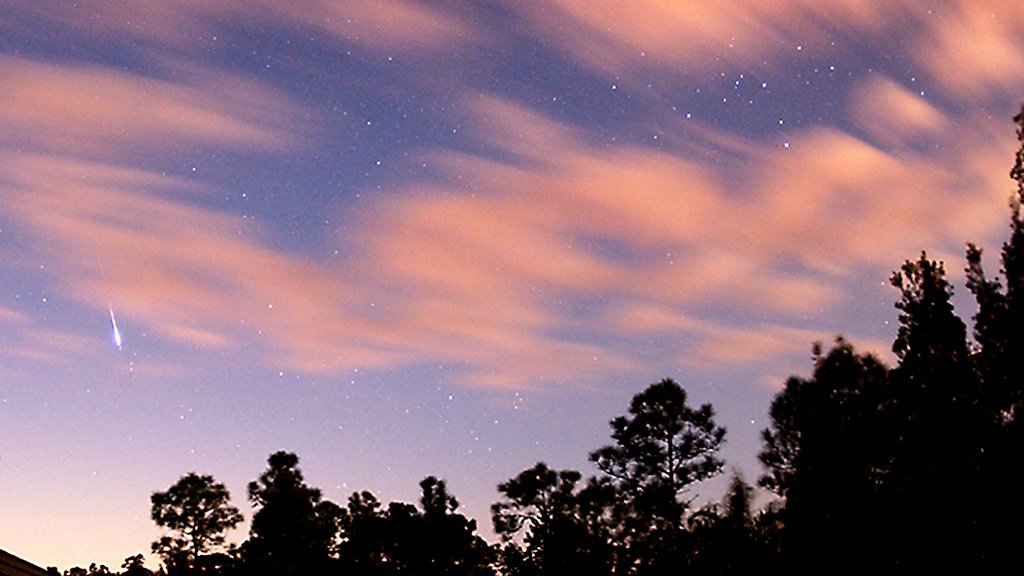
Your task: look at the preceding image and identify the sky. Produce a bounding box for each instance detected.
[1,0,1023,570]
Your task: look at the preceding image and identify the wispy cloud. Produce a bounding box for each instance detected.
[348,88,1010,384]
[0,306,26,323]
[0,57,303,157]
[515,0,913,75]
[913,1,1024,101]
[2,154,404,371]
[849,77,949,148]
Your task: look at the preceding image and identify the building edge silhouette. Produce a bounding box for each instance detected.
[0,548,52,576]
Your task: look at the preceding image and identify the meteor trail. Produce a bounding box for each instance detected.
[108,304,123,350]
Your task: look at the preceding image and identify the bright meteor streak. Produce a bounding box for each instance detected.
[108,304,123,350]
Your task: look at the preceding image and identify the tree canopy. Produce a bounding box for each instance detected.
[590,378,726,504]
[150,472,243,575]
[244,451,340,576]
[492,462,613,576]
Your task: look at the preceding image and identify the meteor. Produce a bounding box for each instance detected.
[108,304,123,350]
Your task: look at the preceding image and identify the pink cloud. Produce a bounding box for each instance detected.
[0,324,96,364]
[693,322,830,365]
[849,77,949,148]
[2,150,632,387]
[0,284,94,363]
[753,119,1011,275]
[603,301,895,377]
[2,154,391,371]
[913,1,1024,101]
[352,92,1014,376]
[515,1,912,75]
[0,306,27,323]
[0,57,302,157]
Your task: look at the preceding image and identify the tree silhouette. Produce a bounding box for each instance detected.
[335,479,493,576]
[591,379,726,505]
[886,253,984,571]
[335,491,390,576]
[119,555,153,576]
[245,451,339,576]
[683,473,772,576]
[412,476,494,576]
[492,462,613,576]
[150,473,243,575]
[590,378,725,576]
[961,103,1024,569]
[966,105,1024,432]
[720,473,753,535]
[758,339,888,573]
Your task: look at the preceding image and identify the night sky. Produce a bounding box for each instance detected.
[2,1,1024,569]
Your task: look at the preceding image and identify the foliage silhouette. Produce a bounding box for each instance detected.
[334,490,389,575]
[591,379,726,502]
[62,564,111,576]
[334,477,494,576]
[884,252,984,571]
[119,555,152,576]
[960,103,1024,570]
[244,451,340,576]
[410,476,494,576]
[683,473,777,576]
[492,462,613,576]
[758,339,888,573]
[590,378,726,576]
[150,472,243,575]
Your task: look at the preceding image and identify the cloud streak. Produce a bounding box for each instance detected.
[914,1,1024,101]
[0,57,303,157]
[2,3,1022,390]
[516,0,913,75]
[2,154,404,371]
